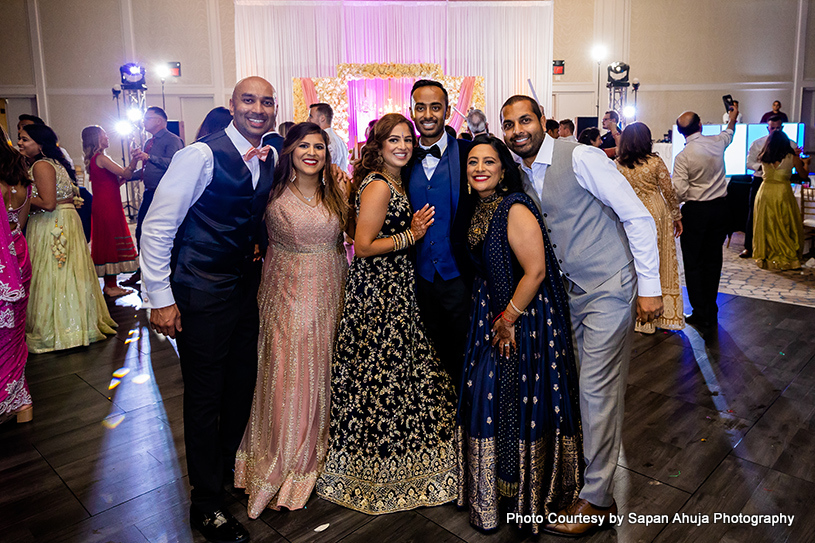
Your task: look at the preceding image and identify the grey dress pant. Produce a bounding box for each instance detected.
[566,262,637,507]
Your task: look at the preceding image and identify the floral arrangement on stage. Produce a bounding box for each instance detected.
[293,63,485,147]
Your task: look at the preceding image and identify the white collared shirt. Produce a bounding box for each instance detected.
[418,132,449,179]
[560,134,577,143]
[325,127,349,173]
[518,135,661,297]
[672,129,733,203]
[141,121,267,309]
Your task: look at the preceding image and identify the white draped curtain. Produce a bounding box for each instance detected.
[235,0,553,133]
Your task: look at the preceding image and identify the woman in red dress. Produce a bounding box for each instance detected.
[81,126,139,297]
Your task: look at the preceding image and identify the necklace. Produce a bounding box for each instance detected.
[379,170,402,189]
[291,174,317,203]
[468,193,503,249]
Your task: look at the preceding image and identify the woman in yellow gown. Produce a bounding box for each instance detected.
[752,130,811,270]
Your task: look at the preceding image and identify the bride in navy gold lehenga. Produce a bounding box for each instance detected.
[316,113,458,514]
[456,136,584,534]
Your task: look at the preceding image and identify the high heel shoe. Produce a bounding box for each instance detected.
[16,405,33,423]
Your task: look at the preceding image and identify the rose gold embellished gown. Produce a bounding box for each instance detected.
[235,187,347,517]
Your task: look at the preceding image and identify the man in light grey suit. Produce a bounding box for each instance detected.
[501,96,663,537]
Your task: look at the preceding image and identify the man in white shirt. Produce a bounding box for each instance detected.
[722,100,743,124]
[308,102,348,172]
[558,118,577,143]
[740,115,798,257]
[673,104,739,328]
[141,76,278,543]
[501,96,662,536]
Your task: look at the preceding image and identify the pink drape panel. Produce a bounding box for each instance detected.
[347,78,414,149]
[300,78,319,112]
[448,77,476,132]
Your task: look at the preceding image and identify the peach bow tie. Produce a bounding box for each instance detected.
[243,145,272,162]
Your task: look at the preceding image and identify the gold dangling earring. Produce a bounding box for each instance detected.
[290,170,296,183]
[467,183,472,195]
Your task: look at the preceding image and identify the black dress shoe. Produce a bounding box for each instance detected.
[684,313,711,327]
[190,506,249,543]
[738,249,752,258]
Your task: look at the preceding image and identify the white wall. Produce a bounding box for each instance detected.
[0,0,236,165]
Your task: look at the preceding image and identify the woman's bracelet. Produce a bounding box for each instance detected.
[392,230,415,252]
[508,298,526,315]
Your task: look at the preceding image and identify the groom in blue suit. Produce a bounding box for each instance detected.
[404,80,474,391]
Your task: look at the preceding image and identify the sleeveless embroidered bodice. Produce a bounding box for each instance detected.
[30,158,74,201]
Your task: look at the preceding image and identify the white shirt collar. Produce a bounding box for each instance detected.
[419,132,449,155]
[226,121,256,158]
[518,133,554,172]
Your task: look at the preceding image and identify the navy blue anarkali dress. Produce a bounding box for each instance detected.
[456,192,583,533]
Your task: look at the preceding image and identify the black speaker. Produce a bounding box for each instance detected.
[167,120,185,145]
[576,116,597,137]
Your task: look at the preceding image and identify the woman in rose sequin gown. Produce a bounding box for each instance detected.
[235,122,349,516]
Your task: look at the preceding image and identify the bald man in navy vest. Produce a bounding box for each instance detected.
[141,77,278,543]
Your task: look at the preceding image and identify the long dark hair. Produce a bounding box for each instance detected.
[759,130,795,164]
[616,122,657,169]
[0,125,31,187]
[468,135,523,196]
[270,122,349,230]
[351,113,415,201]
[196,107,232,140]
[20,124,77,182]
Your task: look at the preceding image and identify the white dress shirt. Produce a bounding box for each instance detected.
[722,112,743,124]
[325,127,349,173]
[418,132,449,179]
[519,135,661,297]
[560,134,577,143]
[672,129,733,203]
[746,135,799,177]
[141,121,270,309]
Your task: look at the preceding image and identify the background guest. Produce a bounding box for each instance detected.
[81,126,140,296]
[308,103,348,173]
[600,110,620,154]
[0,126,33,424]
[235,122,349,516]
[752,130,810,270]
[760,100,789,123]
[558,119,577,142]
[466,108,489,138]
[195,106,232,141]
[546,118,560,139]
[18,124,116,353]
[722,100,743,123]
[17,114,93,241]
[578,127,602,147]
[125,106,183,287]
[278,121,295,138]
[616,122,685,333]
[672,104,738,329]
[741,115,798,258]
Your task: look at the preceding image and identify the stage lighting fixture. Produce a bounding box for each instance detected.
[591,44,607,62]
[623,106,636,118]
[155,64,171,80]
[115,120,134,136]
[607,62,630,87]
[126,108,143,122]
[120,63,146,90]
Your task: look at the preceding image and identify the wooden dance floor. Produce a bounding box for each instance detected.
[2,289,815,543]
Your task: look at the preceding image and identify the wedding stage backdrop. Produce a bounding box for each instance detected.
[235,0,554,143]
[294,63,484,149]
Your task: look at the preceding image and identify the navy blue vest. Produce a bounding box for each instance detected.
[408,134,461,282]
[170,130,274,300]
